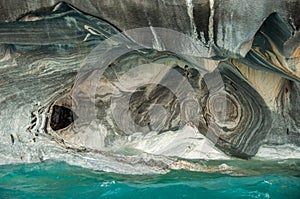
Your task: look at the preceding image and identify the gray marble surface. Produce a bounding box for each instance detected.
[0,1,299,174]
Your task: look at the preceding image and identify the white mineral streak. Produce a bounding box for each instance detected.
[186,0,199,42]
[149,26,164,51]
[208,0,214,45]
[199,31,206,45]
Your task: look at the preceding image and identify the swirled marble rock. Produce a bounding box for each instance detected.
[199,62,271,158]
[0,2,299,174]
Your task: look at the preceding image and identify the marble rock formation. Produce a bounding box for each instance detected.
[0,1,299,174]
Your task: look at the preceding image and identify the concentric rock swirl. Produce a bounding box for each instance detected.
[199,62,271,158]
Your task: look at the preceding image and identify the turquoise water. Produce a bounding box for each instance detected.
[1,160,300,199]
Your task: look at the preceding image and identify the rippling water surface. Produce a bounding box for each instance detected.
[1,160,300,198]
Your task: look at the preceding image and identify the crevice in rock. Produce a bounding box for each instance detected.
[10,134,14,144]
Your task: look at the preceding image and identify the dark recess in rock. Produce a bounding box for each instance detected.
[50,105,77,131]
[10,134,15,144]
[193,0,210,44]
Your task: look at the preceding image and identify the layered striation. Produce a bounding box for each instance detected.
[0,1,299,174]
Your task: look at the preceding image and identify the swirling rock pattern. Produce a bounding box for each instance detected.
[51,49,202,150]
[0,2,299,173]
[199,63,271,158]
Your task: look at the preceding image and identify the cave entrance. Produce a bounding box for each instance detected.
[50,105,77,131]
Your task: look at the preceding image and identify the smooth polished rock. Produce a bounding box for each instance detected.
[0,2,299,174]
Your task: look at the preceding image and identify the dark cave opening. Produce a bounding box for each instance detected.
[50,105,76,131]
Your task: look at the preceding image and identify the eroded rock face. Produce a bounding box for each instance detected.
[0,2,299,174]
[199,63,271,158]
